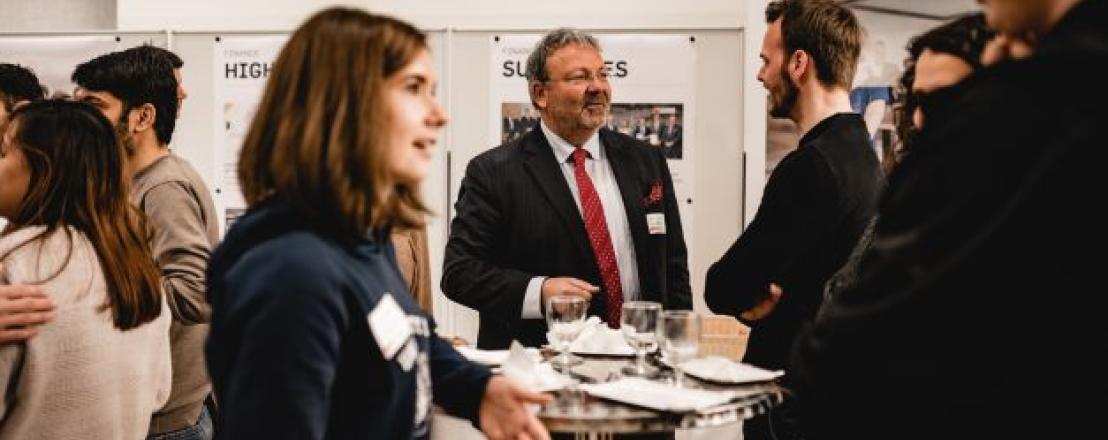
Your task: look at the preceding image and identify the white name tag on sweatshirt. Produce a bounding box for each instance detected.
[368,294,412,361]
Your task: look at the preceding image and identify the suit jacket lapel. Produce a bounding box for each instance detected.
[601,129,657,296]
[521,129,593,263]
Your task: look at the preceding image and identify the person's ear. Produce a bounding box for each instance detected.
[530,81,548,111]
[134,103,157,132]
[787,49,810,84]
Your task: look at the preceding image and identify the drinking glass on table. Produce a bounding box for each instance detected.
[620,301,661,377]
[661,310,700,388]
[546,296,588,369]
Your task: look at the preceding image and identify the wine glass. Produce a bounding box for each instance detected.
[661,310,700,388]
[620,301,661,377]
[546,296,588,369]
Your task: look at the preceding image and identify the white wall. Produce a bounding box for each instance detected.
[0,0,115,32]
[742,0,769,226]
[117,0,744,31]
[370,0,744,29]
[116,0,361,30]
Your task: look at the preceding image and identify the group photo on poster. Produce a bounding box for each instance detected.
[501,102,685,160]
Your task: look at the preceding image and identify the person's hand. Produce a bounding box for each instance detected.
[540,277,598,307]
[981,33,1036,66]
[0,284,57,343]
[478,376,552,440]
[739,283,783,322]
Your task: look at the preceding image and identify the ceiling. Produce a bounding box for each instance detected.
[840,0,981,21]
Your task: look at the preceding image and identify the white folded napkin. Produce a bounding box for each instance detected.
[677,356,784,384]
[500,341,570,392]
[546,316,635,356]
[579,377,737,412]
[456,345,542,366]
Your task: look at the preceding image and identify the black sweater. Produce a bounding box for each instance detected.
[705,113,883,371]
[206,200,491,439]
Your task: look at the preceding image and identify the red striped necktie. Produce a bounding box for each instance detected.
[571,146,623,328]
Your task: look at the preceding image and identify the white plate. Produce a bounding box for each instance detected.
[580,377,736,412]
[571,346,635,357]
[660,355,783,384]
[541,345,637,357]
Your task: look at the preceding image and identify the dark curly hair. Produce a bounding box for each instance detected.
[72,47,179,145]
[896,13,995,155]
[0,63,46,113]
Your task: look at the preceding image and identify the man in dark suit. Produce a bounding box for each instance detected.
[444,28,691,350]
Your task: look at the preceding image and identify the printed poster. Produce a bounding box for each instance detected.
[212,35,286,234]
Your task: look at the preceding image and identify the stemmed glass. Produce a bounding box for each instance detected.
[546,296,588,369]
[661,310,700,388]
[620,301,661,377]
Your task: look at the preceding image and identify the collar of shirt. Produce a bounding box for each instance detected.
[798,112,863,148]
[540,120,603,164]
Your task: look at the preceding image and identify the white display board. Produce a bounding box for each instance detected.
[489,34,697,243]
[211,35,287,233]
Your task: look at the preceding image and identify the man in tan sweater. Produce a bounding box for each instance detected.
[74,46,218,440]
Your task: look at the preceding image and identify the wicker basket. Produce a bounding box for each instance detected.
[697,315,749,362]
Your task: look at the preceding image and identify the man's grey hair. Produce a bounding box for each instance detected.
[525,28,601,83]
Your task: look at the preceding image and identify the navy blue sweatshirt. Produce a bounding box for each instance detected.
[206,199,491,439]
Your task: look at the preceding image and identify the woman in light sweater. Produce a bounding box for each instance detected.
[0,99,171,439]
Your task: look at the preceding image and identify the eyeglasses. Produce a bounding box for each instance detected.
[548,70,610,87]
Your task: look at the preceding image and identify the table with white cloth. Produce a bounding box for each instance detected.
[535,355,784,437]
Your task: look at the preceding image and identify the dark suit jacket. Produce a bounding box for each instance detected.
[443,127,692,349]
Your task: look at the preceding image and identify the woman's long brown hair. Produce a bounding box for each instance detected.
[238,7,430,237]
[2,99,162,330]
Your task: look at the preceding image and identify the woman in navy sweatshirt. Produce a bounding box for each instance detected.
[204,8,551,440]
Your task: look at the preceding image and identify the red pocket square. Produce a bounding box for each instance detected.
[642,180,664,207]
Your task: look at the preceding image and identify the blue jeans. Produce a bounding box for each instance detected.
[147,406,214,440]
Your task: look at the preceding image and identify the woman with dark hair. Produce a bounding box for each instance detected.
[818,14,996,318]
[895,13,995,158]
[205,7,550,440]
[0,99,170,439]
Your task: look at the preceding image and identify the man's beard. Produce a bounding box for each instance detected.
[115,117,137,157]
[768,70,799,119]
[579,92,609,128]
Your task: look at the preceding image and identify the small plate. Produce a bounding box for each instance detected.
[659,355,783,384]
[580,377,737,413]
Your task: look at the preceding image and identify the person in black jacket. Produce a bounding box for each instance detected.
[704,1,882,438]
[443,28,690,350]
[791,0,1108,438]
[818,13,995,320]
[204,8,550,440]
[706,0,880,373]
